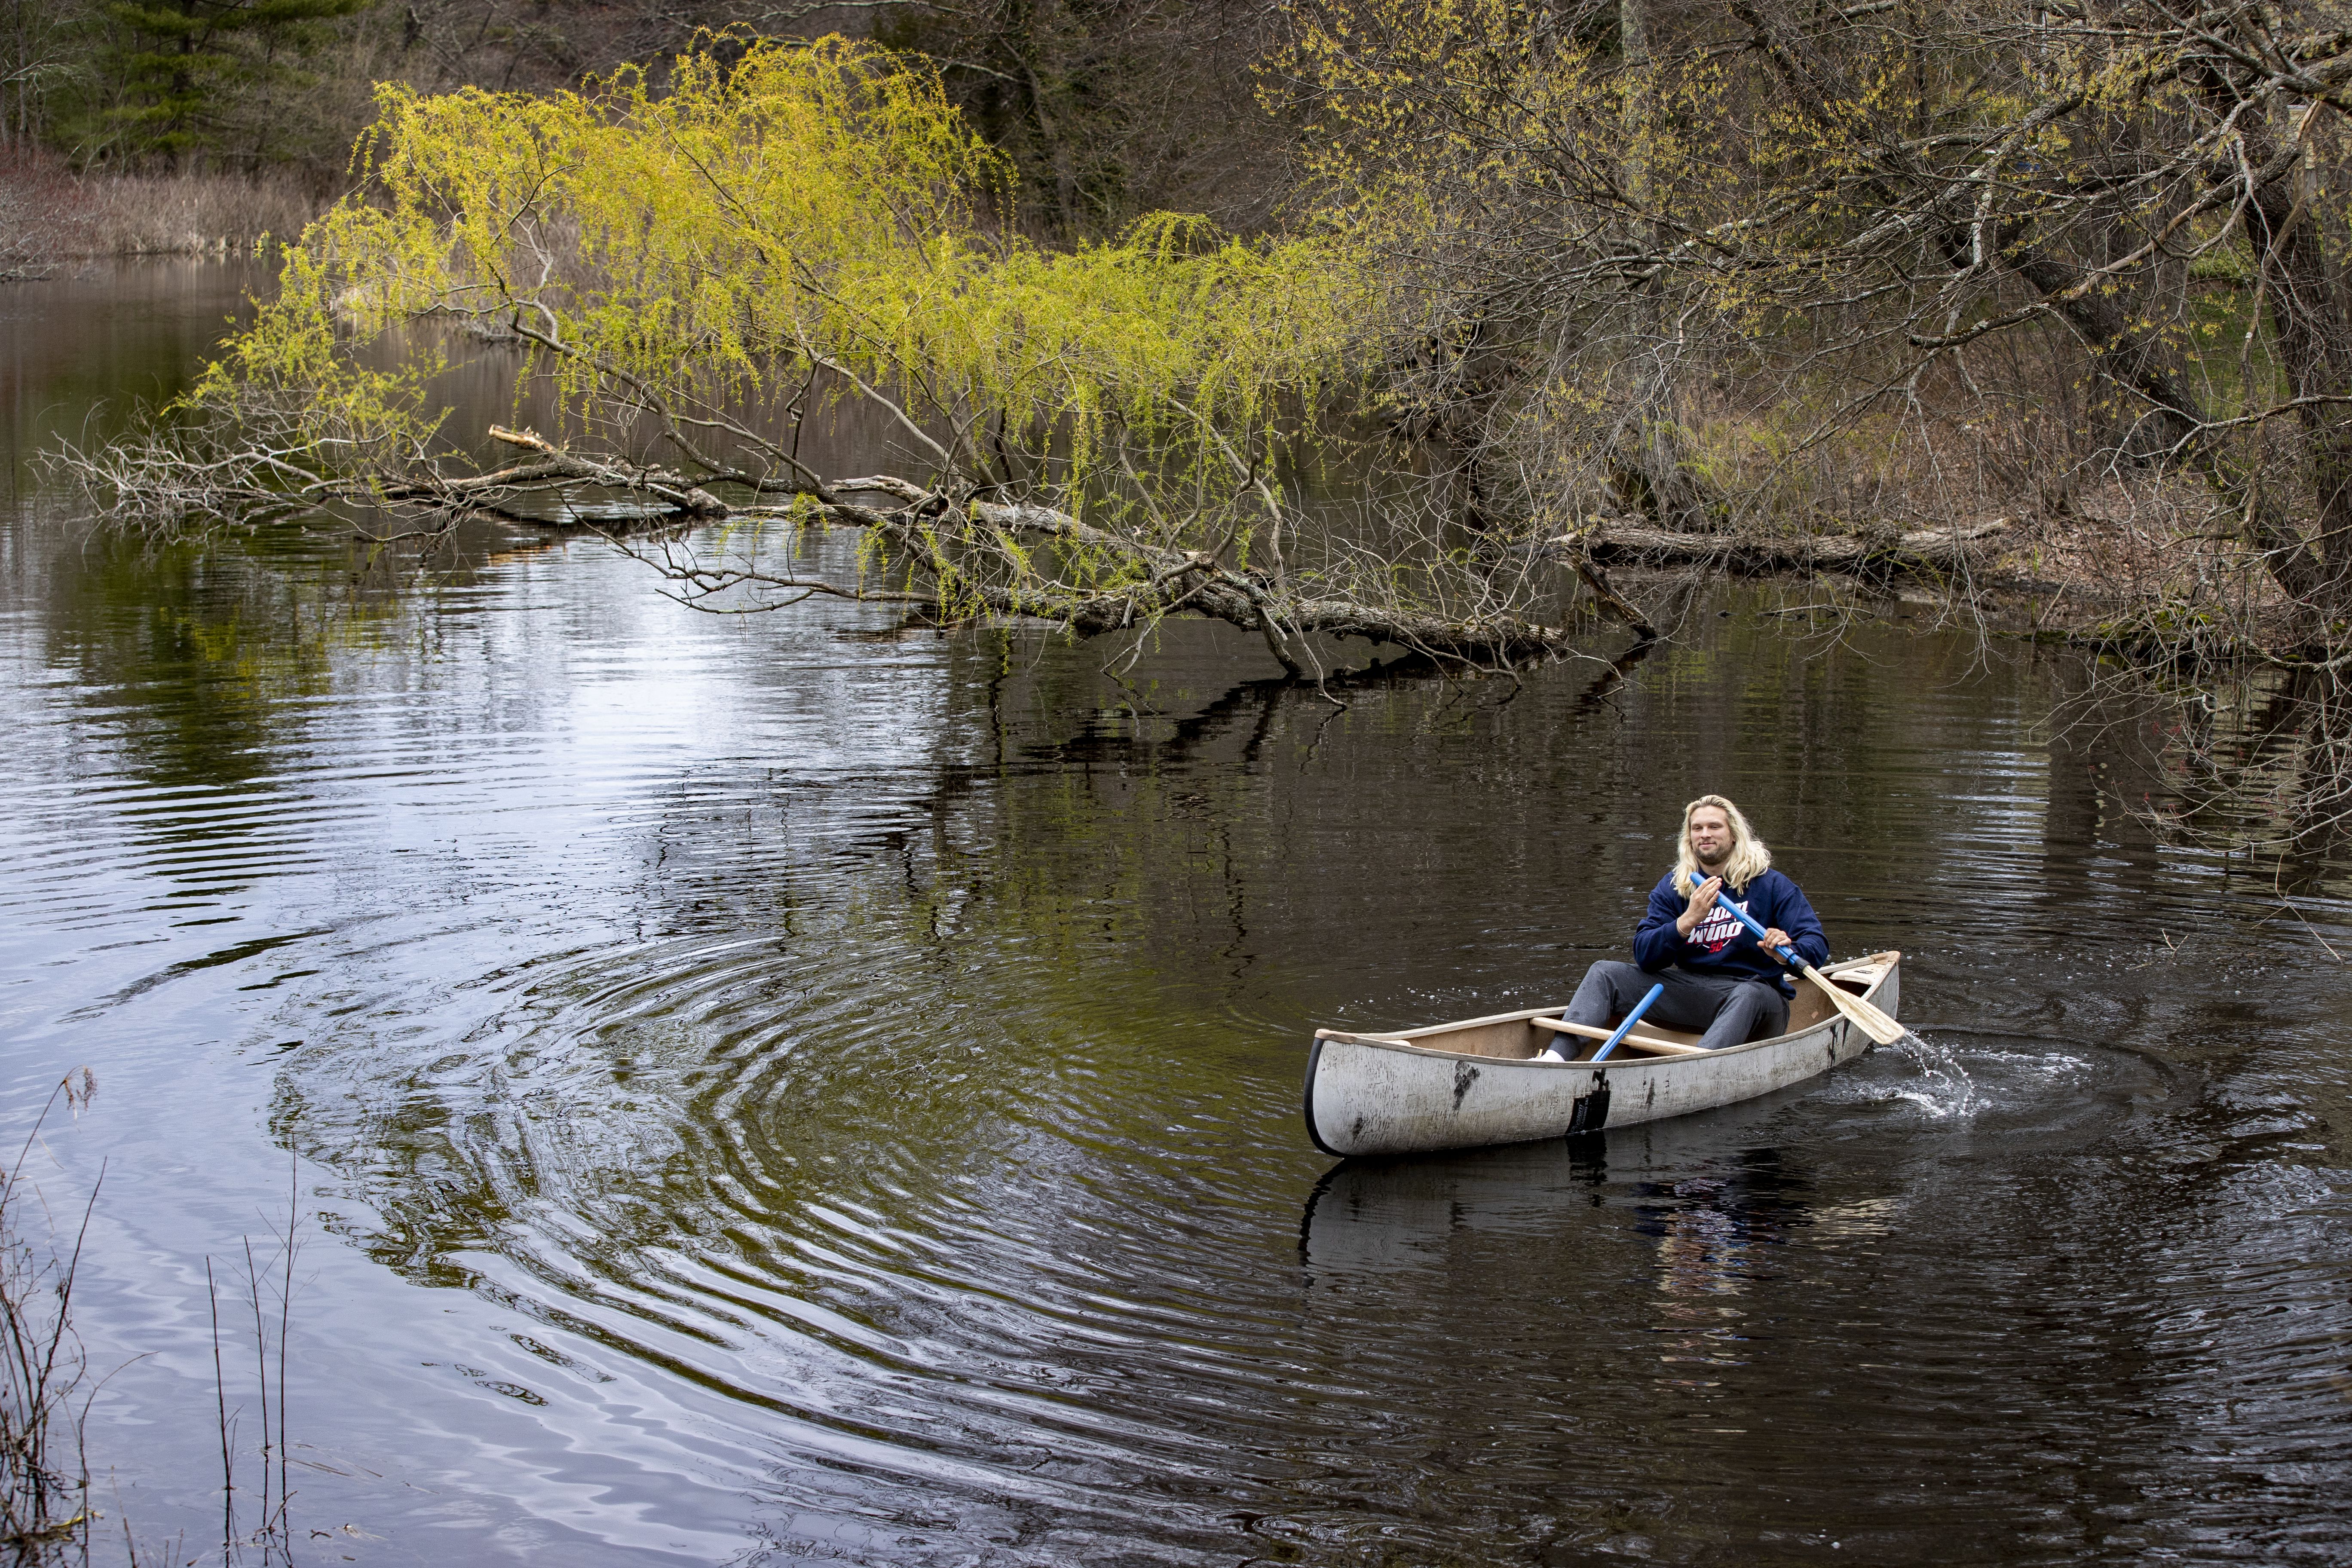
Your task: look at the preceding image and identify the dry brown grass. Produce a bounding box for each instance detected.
[0,148,321,275]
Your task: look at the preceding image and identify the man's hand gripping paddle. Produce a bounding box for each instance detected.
[1709,894,1907,1045]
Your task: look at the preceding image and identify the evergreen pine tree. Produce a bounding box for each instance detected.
[99,0,371,165]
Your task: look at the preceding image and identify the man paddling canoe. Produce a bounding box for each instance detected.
[1539,794,1828,1058]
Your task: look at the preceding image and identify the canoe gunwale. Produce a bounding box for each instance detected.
[1309,951,1899,1069]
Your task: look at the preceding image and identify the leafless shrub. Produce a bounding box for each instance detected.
[0,1070,100,1560]
[0,1069,311,1566]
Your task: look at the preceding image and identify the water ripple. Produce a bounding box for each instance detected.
[2,331,2348,1560]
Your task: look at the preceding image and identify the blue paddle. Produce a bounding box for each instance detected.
[1592,981,1666,1061]
[1705,891,1905,1044]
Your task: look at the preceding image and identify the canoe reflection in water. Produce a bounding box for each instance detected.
[1300,1132,1812,1280]
[1301,1131,1902,1404]
[1637,1148,1806,1298]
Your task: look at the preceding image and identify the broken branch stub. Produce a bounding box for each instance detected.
[485,426,728,519]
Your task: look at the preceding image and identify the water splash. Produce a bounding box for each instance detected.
[1889,1030,1979,1119]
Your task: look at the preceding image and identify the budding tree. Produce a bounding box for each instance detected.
[65,34,1657,680]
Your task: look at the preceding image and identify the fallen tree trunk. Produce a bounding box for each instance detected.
[469,426,729,519]
[1566,518,2011,576]
[67,400,1628,674]
[712,489,1606,671]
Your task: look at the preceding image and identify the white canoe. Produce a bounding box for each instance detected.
[1303,952,1902,1157]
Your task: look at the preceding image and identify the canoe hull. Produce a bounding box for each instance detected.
[1303,955,1900,1157]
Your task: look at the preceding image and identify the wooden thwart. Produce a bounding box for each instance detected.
[1532,1017,1710,1057]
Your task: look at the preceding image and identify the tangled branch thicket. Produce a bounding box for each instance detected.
[56,3,2352,833]
[1283,0,2352,839]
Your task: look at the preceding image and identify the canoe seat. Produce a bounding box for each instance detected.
[1530,1017,1710,1057]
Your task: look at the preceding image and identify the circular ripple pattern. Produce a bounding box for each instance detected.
[5,265,2352,1568]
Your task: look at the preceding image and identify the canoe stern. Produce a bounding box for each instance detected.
[1305,1035,1623,1157]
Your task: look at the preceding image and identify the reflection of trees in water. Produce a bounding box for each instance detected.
[2049,633,2352,877]
[263,628,1360,1348]
[26,515,563,912]
[42,515,543,785]
[2,262,271,498]
[241,586,2139,1470]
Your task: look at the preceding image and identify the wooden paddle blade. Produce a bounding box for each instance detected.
[1802,966,1906,1044]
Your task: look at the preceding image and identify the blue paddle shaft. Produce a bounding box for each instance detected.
[1704,886,1802,968]
[1593,981,1666,1061]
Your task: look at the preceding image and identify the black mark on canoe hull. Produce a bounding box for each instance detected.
[1567,1072,1612,1137]
[1451,1060,1481,1110]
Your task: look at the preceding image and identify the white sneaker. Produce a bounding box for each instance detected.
[1533,1046,1567,1063]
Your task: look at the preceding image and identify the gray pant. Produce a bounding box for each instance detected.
[1565,961,1788,1053]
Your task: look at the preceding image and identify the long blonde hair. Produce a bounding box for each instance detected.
[1672,793,1773,895]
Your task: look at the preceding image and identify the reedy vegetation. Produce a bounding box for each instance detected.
[0,1073,307,1567]
[0,146,316,273]
[0,1074,98,1561]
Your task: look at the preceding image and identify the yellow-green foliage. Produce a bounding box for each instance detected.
[204,35,1368,507]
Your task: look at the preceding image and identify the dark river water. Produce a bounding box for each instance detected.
[4,262,2351,1567]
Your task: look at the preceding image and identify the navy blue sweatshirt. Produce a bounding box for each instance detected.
[1631,868,1828,997]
